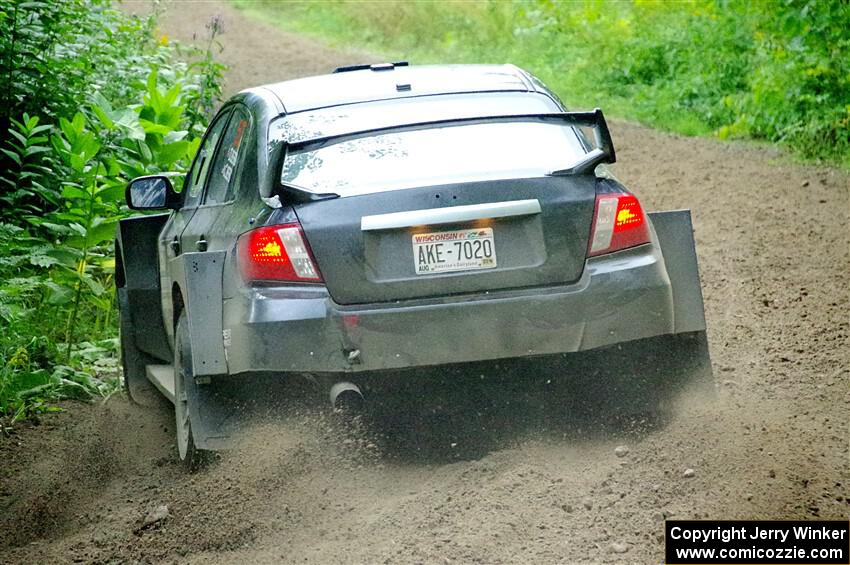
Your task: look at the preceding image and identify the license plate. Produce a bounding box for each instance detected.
[412,228,497,275]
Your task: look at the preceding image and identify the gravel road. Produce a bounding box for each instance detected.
[2,2,848,563]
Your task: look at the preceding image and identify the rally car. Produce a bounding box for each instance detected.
[117,63,712,467]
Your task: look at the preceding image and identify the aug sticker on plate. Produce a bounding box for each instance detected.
[412,228,497,275]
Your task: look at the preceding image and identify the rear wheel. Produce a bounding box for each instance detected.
[174,312,209,470]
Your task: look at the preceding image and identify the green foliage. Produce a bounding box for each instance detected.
[0,225,117,421]
[182,14,227,136]
[239,0,850,164]
[0,0,226,421]
[1,1,150,133]
[0,114,56,217]
[0,340,119,423]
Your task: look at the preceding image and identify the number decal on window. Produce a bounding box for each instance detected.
[220,120,248,183]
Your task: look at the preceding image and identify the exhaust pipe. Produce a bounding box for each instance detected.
[329,382,364,411]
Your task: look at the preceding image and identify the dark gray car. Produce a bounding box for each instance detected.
[118,63,712,467]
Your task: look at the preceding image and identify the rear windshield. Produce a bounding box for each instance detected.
[280,121,587,197]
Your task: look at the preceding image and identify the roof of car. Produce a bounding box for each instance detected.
[255,64,537,114]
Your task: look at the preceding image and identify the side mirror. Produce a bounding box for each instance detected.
[126,175,181,210]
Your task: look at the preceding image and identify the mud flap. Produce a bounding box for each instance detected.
[649,208,714,393]
[648,210,707,333]
[117,214,171,361]
[184,374,247,451]
[176,251,227,376]
[175,251,234,450]
[117,287,162,406]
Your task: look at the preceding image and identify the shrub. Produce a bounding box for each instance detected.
[0,0,226,421]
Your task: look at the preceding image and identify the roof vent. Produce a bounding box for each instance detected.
[333,61,409,73]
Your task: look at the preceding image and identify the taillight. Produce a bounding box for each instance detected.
[587,193,650,257]
[237,223,323,282]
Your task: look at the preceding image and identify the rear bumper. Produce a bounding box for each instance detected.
[222,242,676,374]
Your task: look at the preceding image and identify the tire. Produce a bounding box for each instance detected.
[174,312,210,471]
[118,288,160,406]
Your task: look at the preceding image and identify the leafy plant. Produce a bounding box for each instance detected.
[0,113,56,219]
[1,353,119,424]
[31,70,202,360]
[0,0,226,421]
[183,14,227,135]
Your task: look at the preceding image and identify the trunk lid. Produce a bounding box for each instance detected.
[294,176,595,305]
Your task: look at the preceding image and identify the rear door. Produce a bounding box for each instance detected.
[181,105,252,257]
[159,108,232,341]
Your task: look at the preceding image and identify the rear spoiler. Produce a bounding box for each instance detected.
[284,110,615,157]
[275,109,616,202]
[546,109,616,176]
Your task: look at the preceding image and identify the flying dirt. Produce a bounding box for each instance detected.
[1,2,848,564]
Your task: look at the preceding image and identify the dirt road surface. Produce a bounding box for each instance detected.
[2,2,848,563]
